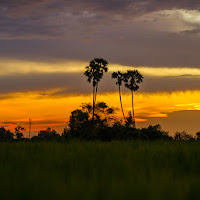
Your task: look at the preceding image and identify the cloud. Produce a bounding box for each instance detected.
[181,28,200,35]
[139,110,200,135]
[1,1,200,68]
[0,59,200,95]
[2,59,200,77]
[0,72,200,96]
[1,0,200,39]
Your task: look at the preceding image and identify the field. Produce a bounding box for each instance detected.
[0,141,200,200]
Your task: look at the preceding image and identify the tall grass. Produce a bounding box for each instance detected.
[0,141,200,200]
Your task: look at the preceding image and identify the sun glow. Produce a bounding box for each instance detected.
[1,59,200,136]
[0,89,200,136]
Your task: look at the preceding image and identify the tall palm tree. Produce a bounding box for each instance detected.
[112,71,126,121]
[124,70,143,128]
[84,58,108,120]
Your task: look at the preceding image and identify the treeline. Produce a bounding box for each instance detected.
[0,101,200,142]
[1,125,200,142]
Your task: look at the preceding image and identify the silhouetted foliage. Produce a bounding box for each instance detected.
[112,71,126,121]
[139,124,172,141]
[63,100,174,141]
[124,70,143,128]
[196,132,200,140]
[174,131,194,141]
[15,126,25,140]
[125,111,135,128]
[31,128,60,141]
[84,58,108,120]
[69,109,89,132]
[64,102,117,141]
[0,127,14,141]
[81,102,116,126]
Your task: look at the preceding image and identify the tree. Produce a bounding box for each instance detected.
[112,71,126,121]
[124,70,143,128]
[67,102,116,139]
[68,102,117,140]
[174,131,194,140]
[125,111,134,128]
[81,102,116,126]
[84,58,108,120]
[32,128,60,141]
[196,131,200,140]
[69,109,89,133]
[15,126,26,140]
[140,124,171,140]
[0,127,14,141]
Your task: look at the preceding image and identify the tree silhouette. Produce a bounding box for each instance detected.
[124,70,143,128]
[81,102,115,126]
[174,131,194,140]
[112,71,126,122]
[32,128,60,141]
[0,127,14,141]
[66,102,116,140]
[196,131,200,140]
[15,126,26,140]
[125,111,134,128]
[69,109,89,133]
[84,58,108,120]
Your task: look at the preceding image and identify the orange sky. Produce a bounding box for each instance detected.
[1,89,200,137]
[2,1,200,138]
[0,59,200,137]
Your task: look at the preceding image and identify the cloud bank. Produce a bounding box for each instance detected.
[1,1,200,69]
[1,0,200,39]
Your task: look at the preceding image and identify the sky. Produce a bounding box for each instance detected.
[1,0,200,137]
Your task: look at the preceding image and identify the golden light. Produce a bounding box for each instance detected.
[1,59,200,77]
[0,89,200,136]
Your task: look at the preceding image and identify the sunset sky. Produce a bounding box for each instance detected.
[1,0,200,136]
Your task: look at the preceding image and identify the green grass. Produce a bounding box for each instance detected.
[0,141,200,200]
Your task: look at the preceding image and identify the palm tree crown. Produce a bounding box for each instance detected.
[84,58,108,87]
[124,70,143,92]
[112,71,124,86]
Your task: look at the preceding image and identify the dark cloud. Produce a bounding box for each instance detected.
[139,110,200,135]
[1,27,200,68]
[0,72,200,98]
[1,1,200,67]
[1,0,200,39]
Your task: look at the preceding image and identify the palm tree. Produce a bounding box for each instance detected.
[124,70,143,128]
[112,71,126,122]
[84,58,108,120]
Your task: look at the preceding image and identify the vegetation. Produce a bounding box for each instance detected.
[84,58,108,120]
[123,70,143,128]
[112,71,126,121]
[0,141,200,200]
[15,126,26,140]
[111,70,143,127]
[1,112,200,141]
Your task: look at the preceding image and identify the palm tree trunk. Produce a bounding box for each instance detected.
[119,85,126,121]
[94,83,98,104]
[132,91,136,128]
[93,86,95,120]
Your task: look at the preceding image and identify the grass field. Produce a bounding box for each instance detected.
[0,141,200,200]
